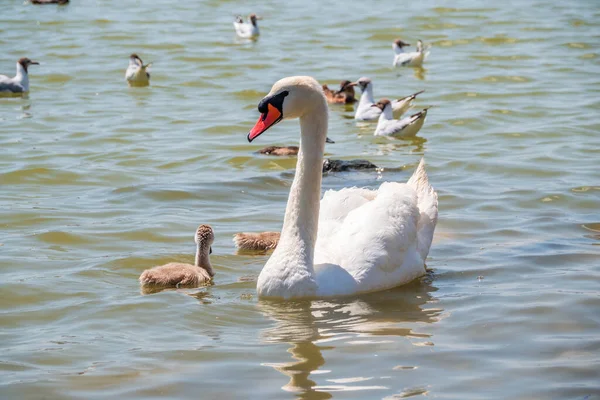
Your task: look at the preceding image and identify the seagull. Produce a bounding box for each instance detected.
[0,58,40,94]
[125,54,151,87]
[373,99,430,138]
[233,13,261,39]
[353,77,424,121]
[393,39,431,68]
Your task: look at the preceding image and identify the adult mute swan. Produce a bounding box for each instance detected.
[247,76,438,299]
[125,54,152,87]
[139,225,215,288]
[0,58,39,94]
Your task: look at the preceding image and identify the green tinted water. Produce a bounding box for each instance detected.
[1,0,599,398]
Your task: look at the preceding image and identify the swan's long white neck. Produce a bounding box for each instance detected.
[258,98,328,297]
[15,62,29,90]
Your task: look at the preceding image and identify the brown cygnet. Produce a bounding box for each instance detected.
[139,225,215,288]
[233,231,280,251]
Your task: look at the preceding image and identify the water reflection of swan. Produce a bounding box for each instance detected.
[257,277,441,398]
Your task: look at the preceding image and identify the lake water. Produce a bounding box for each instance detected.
[1,0,599,399]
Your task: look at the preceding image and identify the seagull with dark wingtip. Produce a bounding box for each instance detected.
[0,58,40,94]
[372,99,431,138]
[393,39,431,68]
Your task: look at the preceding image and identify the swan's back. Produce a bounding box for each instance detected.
[314,159,438,294]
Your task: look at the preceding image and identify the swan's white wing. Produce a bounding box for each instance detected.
[315,187,377,262]
[0,75,11,81]
[316,182,426,292]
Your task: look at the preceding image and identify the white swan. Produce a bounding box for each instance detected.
[373,99,430,138]
[125,54,151,87]
[393,39,431,68]
[233,14,260,39]
[247,76,438,299]
[0,58,39,94]
[353,77,424,121]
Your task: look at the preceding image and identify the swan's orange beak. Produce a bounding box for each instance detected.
[248,103,282,142]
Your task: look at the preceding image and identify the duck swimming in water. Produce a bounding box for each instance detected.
[139,225,215,288]
[322,80,357,104]
[257,137,334,156]
[30,0,68,3]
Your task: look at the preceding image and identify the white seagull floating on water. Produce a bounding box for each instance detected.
[234,14,261,39]
[353,77,424,121]
[0,58,39,94]
[393,39,431,68]
[373,99,430,138]
[125,54,152,87]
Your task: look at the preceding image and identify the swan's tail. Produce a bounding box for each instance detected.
[407,158,438,262]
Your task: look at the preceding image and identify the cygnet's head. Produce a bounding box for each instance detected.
[247,76,326,142]
[195,224,215,276]
[18,57,40,73]
[195,224,215,254]
[371,98,392,111]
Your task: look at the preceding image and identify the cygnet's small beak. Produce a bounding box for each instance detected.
[29,61,40,66]
[209,246,213,255]
[325,137,335,144]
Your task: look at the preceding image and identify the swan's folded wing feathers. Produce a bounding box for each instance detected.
[319,182,421,282]
[407,159,439,261]
[316,187,377,262]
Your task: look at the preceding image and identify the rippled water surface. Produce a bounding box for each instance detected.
[1,0,599,399]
